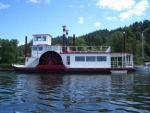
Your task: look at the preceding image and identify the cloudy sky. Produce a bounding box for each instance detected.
[0,0,150,44]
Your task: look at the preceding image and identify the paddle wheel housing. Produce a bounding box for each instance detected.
[36,51,65,73]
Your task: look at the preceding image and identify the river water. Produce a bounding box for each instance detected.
[0,71,150,113]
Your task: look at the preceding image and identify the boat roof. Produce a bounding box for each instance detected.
[33,34,52,37]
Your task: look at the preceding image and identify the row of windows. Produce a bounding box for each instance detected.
[32,46,59,51]
[34,36,46,41]
[75,56,107,62]
[33,47,43,51]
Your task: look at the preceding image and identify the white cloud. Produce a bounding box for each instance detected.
[96,0,149,21]
[120,0,149,21]
[106,16,117,21]
[119,10,134,21]
[78,16,84,24]
[94,22,101,27]
[96,0,135,11]
[0,3,9,9]
[18,42,25,46]
[134,0,149,16]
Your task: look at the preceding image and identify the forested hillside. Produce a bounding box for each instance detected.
[0,20,150,65]
[53,20,150,64]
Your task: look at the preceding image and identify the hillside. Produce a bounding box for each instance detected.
[52,20,150,64]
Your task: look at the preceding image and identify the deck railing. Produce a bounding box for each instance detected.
[66,46,111,52]
[31,45,111,55]
[111,61,133,68]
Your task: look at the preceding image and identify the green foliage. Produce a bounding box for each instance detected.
[125,27,136,54]
[16,57,25,65]
[0,39,18,64]
[108,31,123,52]
[0,64,13,68]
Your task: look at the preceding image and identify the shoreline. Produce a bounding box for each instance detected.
[0,68,15,71]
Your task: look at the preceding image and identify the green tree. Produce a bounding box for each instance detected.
[125,27,136,54]
[108,31,123,52]
[0,39,19,64]
[94,34,103,46]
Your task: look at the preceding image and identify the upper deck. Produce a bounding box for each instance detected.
[64,46,111,53]
[31,45,111,57]
[31,33,111,56]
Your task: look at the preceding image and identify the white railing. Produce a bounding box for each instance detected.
[111,61,133,68]
[66,46,111,52]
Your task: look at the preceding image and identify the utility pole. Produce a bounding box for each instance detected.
[123,32,126,52]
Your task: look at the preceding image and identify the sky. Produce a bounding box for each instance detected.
[0,0,150,45]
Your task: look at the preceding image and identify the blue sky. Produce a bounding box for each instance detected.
[0,0,150,45]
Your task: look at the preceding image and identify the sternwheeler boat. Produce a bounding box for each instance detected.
[13,26,134,74]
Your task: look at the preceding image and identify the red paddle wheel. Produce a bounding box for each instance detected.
[36,51,65,73]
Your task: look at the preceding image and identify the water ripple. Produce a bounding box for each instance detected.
[0,72,150,112]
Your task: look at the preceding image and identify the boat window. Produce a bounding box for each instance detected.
[43,46,46,51]
[47,46,52,50]
[86,56,96,61]
[42,36,46,41]
[75,56,85,61]
[53,46,58,50]
[34,37,38,41]
[67,56,70,65]
[97,56,107,61]
[36,37,42,41]
[32,47,37,51]
[38,47,43,51]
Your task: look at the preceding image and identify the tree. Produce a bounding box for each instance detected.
[125,27,136,54]
[0,38,19,64]
[108,31,123,52]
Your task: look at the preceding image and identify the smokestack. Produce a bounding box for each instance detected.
[62,25,66,52]
[73,34,76,51]
[66,30,69,51]
[25,36,28,57]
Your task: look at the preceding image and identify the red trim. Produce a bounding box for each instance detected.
[64,68,133,71]
[35,65,133,70]
[33,34,52,38]
[60,52,132,54]
[60,52,109,54]
[144,60,150,62]
[36,65,66,69]
[110,52,132,54]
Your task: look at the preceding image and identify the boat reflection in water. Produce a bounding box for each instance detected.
[111,73,134,87]
[10,73,149,113]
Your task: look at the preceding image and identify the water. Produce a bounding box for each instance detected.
[0,71,150,113]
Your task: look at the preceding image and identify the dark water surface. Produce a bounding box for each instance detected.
[0,71,150,113]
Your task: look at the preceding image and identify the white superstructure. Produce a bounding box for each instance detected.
[14,26,134,74]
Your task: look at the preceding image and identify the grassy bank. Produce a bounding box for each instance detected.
[0,64,14,71]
